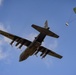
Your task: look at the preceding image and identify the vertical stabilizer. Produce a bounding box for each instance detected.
[44,20,49,29]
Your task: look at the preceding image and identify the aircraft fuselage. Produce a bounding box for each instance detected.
[19,33,46,61]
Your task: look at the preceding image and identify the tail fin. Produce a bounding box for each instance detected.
[32,20,59,38]
[44,20,50,29]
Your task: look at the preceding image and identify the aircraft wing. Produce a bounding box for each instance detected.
[38,46,62,59]
[0,30,32,47]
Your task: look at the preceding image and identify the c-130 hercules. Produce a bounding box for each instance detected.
[0,20,62,62]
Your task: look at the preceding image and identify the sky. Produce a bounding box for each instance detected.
[0,0,76,75]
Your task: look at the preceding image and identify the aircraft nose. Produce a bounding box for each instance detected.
[19,52,30,62]
[19,55,25,62]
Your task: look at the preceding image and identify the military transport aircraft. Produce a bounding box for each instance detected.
[0,20,62,62]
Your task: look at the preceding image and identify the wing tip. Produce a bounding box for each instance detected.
[59,56,63,59]
[57,35,59,38]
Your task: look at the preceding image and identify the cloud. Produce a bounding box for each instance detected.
[42,57,53,68]
[0,48,8,60]
[48,39,58,50]
[25,32,37,41]
[0,23,7,31]
[0,0,3,6]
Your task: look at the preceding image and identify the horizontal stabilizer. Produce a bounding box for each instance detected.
[32,24,59,38]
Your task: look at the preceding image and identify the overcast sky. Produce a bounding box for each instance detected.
[0,0,76,75]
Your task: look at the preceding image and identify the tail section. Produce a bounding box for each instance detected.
[44,20,49,29]
[32,20,59,38]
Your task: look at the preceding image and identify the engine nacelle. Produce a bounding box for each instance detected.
[40,50,45,56]
[10,37,19,46]
[10,37,17,45]
[19,44,24,49]
[15,39,22,46]
[15,42,20,46]
[10,40,15,45]
[41,50,50,58]
[34,48,40,55]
